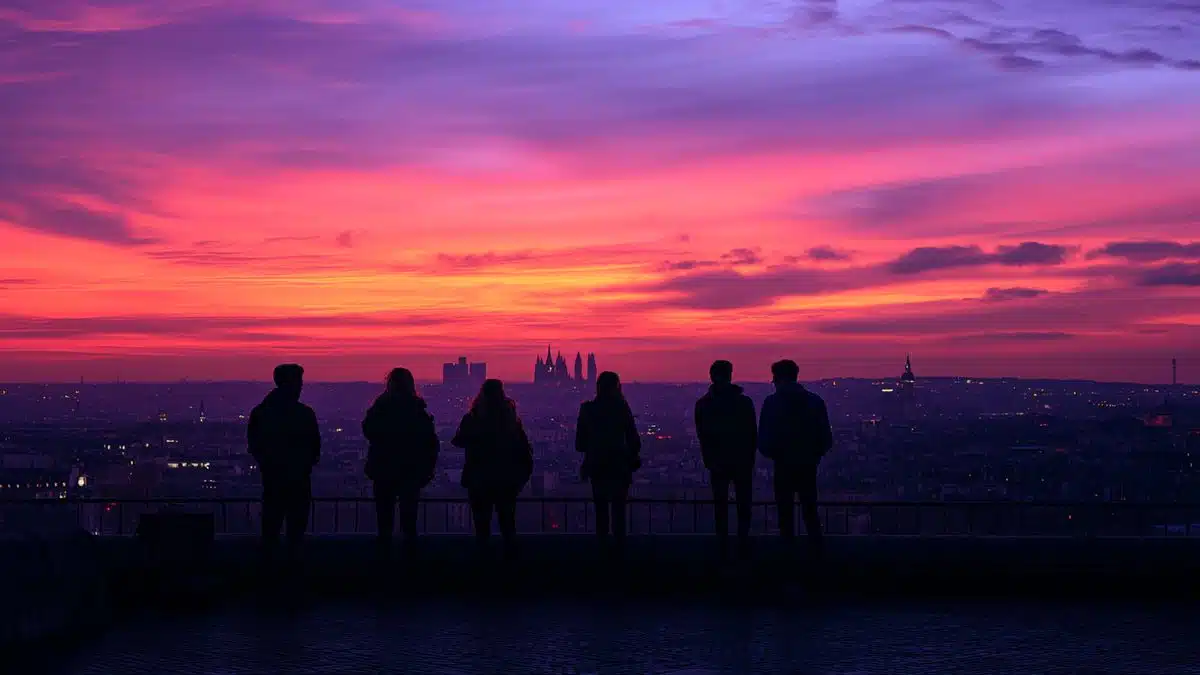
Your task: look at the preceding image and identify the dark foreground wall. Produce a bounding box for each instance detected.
[0,527,110,655]
[97,534,1200,607]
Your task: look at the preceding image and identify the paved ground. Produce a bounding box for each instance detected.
[52,599,1200,674]
[101,533,1200,600]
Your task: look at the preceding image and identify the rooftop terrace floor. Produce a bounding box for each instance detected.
[53,598,1200,675]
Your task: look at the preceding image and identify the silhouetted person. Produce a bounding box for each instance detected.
[247,363,320,562]
[452,379,533,560]
[576,371,642,555]
[363,368,439,561]
[759,359,832,558]
[695,360,757,558]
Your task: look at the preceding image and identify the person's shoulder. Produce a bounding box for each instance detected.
[299,402,318,417]
[805,389,827,405]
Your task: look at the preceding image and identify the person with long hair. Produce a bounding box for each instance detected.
[362,368,439,560]
[575,371,641,555]
[451,378,533,559]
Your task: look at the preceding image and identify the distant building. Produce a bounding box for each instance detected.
[884,354,918,422]
[587,353,598,384]
[0,468,74,500]
[534,346,596,386]
[469,362,487,389]
[442,357,474,387]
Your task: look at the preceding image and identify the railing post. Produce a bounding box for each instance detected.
[334,501,340,534]
[221,502,228,534]
[540,498,546,533]
[118,502,125,536]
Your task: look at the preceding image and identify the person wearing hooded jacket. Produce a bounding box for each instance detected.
[759,358,833,558]
[362,367,439,559]
[694,360,758,557]
[247,363,321,559]
[576,371,642,555]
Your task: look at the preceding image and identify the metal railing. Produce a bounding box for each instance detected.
[3,497,1199,538]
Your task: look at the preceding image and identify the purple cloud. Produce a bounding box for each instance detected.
[802,245,853,262]
[947,331,1075,343]
[0,311,456,340]
[888,245,991,274]
[994,242,1070,266]
[890,19,1199,72]
[626,265,870,310]
[335,230,358,248]
[888,242,1068,275]
[659,259,717,272]
[1139,262,1200,286]
[3,0,1174,187]
[720,248,762,266]
[0,147,159,245]
[982,287,1049,303]
[813,287,1191,338]
[1089,240,1200,262]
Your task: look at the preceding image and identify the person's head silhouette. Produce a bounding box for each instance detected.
[596,371,622,399]
[471,378,514,419]
[273,363,304,399]
[709,360,733,385]
[770,359,800,389]
[386,367,417,398]
[480,378,505,402]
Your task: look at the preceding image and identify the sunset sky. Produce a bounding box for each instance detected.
[1,0,1198,383]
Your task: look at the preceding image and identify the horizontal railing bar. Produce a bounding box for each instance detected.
[2,497,1199,509]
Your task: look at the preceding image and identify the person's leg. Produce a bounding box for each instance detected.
[285,477,311,557]
[397,486,421,557]
[797,462,823,557]
[733,469,754,556]
[710,471,731,551]
[591,481,612,543]
[610,484,628,553]
[468,488,492,552]
[260,474,285,559]
[374,480,397,557]
[496,488,518,560]
[773,469,795,543]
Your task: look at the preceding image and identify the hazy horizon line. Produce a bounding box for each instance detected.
[0,376,1188,388]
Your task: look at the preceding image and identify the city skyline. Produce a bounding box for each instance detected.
[1,1,1198,382]
[0,352,1191,387]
